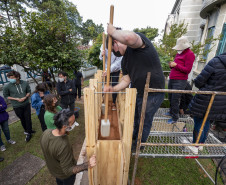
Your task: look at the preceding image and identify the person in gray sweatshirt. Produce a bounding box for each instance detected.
[3,71,34,142]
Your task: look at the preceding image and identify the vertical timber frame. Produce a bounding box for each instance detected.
[84,71,137,185]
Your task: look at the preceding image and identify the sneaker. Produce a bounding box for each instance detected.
[25,134,32,142]
[112,105,116,111]
[167,119,177,124]
[0,145,6,152]
[188,146,198,154]
[7,139,16,145]
[24,130,36,135]
[198,146,204,151]
[163,112,172,118]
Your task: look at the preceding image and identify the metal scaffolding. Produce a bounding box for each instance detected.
[131,72,226,185]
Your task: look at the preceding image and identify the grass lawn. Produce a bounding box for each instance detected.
[0,103,85,185]
[0,97,224,184]
[129,157,223,185]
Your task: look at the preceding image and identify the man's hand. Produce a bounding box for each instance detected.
[101,50,105,57]
[89,155,96,168]
[170,62,177,68]
[107,23,116,36]
[102,71,107,77]
[17,98,24,102]
[104,85,114,92]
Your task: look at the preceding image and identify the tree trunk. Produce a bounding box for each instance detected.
[4,0,12,28]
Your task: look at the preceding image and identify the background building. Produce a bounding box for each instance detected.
[165,0,226,83]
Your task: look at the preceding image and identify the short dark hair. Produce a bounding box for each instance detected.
[35,83,46,93]
[58,71,68,77]
[53,109,74,130]
[7,71,21,79]
[106,27,122,49]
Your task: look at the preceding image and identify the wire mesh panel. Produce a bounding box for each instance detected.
[136,108,226,158]
[153,108,194,132]
[139,132,226,158]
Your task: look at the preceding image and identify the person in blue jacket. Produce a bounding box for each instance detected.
[0,96,16,152]
[31,83,49,131]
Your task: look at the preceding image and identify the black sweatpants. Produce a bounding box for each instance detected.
[38,105,47,132]
[14,103,33,134]
[75,84,82,99]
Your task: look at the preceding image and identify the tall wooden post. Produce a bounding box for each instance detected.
[122,88,137,185]
[84,88,97,185]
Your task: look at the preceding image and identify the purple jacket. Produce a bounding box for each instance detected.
[0,96,9,123]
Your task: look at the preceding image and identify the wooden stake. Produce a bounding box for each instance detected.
[131,72,151,185]
[195,94,215,144]
[122,88,137,185]
[102,33,106,85]
[104,5,114,122]
[84,88,96,185]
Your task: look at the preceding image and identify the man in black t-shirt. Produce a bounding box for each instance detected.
[104,24,165,148]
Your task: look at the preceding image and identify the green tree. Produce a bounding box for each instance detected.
[80,19,104,45]
[133,26,159,41]
[88,33,103,69]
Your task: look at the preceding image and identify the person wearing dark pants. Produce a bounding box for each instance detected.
[168,79,187,121]
[40,109,96,185]
[57,71,76,112]
[104,25,165,148]
[189,52,226,153]
[56,174,75,185]
[179,82,193,114]
[99,40,122,110]
[3,71,34,142]
[166,36,195,124]
[133,93,164,144]
[31,83,49,131]
[73,70,83,100]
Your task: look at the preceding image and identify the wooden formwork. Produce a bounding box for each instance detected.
[84,70,137,185]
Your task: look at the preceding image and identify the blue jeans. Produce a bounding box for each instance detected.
[133,93,164,143]
[56,174,76,185]
[193,117,210,143]
[0,120,11,146]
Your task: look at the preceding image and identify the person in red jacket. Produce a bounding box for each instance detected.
[165,36,195,124]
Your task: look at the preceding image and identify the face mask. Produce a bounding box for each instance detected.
[9,79,16,83]
[113,50,122,57]
[177,50,183,54]
[58,78,64,82]
[65,121,79,132]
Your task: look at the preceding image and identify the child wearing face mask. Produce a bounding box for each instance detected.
[165,36,195,124]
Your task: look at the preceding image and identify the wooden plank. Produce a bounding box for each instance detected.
[122,88,137,185]
[96,70,103,120]
[89,79,99,140]
[97,140,123,185]
[84,88,96,185]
